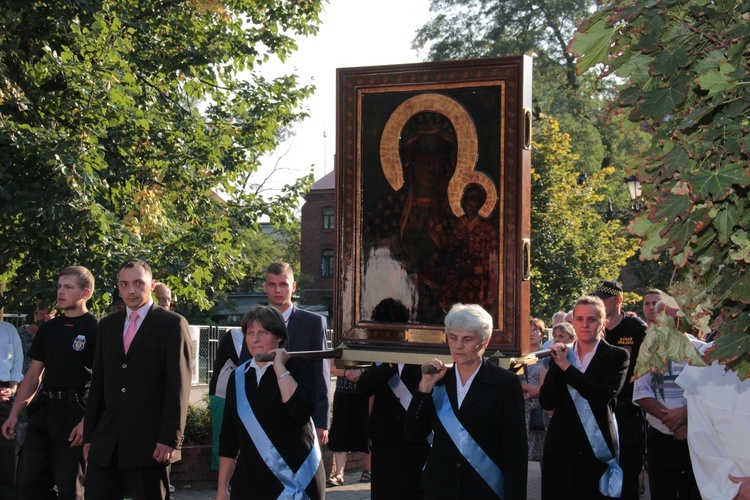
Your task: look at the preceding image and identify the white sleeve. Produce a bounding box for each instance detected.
[10,329,23,382]
[684,390,741,500]
[632,371,652,404]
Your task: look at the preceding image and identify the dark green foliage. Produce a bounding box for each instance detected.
[572,0,750,377]
[183,403,212,446]
[0,0,323,313]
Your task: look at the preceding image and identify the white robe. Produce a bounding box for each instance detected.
[676,357,750,500]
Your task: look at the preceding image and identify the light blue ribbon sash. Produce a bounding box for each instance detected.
[566,347,623,498]
[235,362,321,500]
[382,364,433,446]
[387,372,413,411]
[432,385,504,499]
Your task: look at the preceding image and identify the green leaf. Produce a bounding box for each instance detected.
[633,317,707,381]
[637,86,685,121]
[635,224,670,260]
[713,203,743,244]
[729,230,750,263]
[653,193,692,221]
[678,105,714,130]
[651,44,690,77]
[663,216,699,254]
[705,332,750,381]
[728,270,750,302]
[696,70,734,97]
[570,16,617,73]
[689,163,750,201]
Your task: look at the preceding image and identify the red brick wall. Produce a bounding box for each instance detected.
[171,445,216,483]
[300,188,335,308]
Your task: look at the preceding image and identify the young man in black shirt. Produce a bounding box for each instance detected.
[592,279,647,500]
[2,266,98,500]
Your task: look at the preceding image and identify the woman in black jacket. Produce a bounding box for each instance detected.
[540,295,629,499]
[217,306,325,499]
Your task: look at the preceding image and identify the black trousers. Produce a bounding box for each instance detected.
[614,404,644,500]
[17,397,85,500]
[84,456,169,500]
[542,452,612,499]
[646,427,701,499]
[370,440,429,499]
[0,398,17,500]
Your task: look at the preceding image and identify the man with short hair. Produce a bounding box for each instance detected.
[2,266,98,500]
[15,298,56,456]
[642,289,663,325]
[592,279,647,500]
[0,320,22,499]
[84,259,192,500]
[110,288,125,314]
[259,262,330,443]
[17,300,56,376]
[550,311,567,326]
[153,283,173,311]
[634,298,702,499]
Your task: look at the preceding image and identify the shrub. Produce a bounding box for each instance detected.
[183,399,212,446]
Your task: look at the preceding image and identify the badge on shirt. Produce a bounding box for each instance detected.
[72,335,86,351]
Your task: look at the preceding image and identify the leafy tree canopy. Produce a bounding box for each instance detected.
[571,0,750,377]
[0,0,324,313]
[531,117,638,318]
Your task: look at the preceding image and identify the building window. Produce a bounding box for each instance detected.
[321,249,334,277]
[322,206,334,230]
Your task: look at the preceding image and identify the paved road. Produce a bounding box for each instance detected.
[171,462,650,499]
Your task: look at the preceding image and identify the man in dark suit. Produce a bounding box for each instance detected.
[83,259,192,500]
[257,262,330,444]
[540,295,630,499]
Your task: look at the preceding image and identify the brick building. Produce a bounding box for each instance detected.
[299,171,335,316]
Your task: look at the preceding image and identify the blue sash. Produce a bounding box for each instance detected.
[387,372,413,411]
[432,385,504,499]
[566,347,623,498]
[235,362,321,500]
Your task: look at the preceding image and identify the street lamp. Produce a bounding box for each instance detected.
[578,173,643,222]
[624,175,642,211]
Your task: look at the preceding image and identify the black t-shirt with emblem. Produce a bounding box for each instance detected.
[28,312,98,390]
[605,315,647,404]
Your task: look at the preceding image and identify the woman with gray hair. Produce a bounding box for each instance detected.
[404,303,528,499]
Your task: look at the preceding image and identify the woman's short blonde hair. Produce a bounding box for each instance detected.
[573,295,607,338]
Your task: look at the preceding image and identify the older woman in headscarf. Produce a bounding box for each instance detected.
[404,303,528,499]
[217,306,325,499]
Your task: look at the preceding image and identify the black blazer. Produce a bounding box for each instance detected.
[358,363,425,444]
[219,357,325,499]
[539,339,629,460]
[83,304,193,467]
[404,360,528,499]
[209,328,241,396]
[240,305,330,429]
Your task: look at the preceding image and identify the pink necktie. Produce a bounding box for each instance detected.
[124,311,139,354]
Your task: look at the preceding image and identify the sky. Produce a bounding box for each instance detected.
[256,0,433,191]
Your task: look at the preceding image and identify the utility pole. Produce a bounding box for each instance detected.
[323,127,328,175]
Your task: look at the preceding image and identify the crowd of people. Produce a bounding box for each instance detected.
[0,261,191,500]
[2,266,748,499]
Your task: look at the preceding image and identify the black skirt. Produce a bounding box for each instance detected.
[327,377,369,452]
